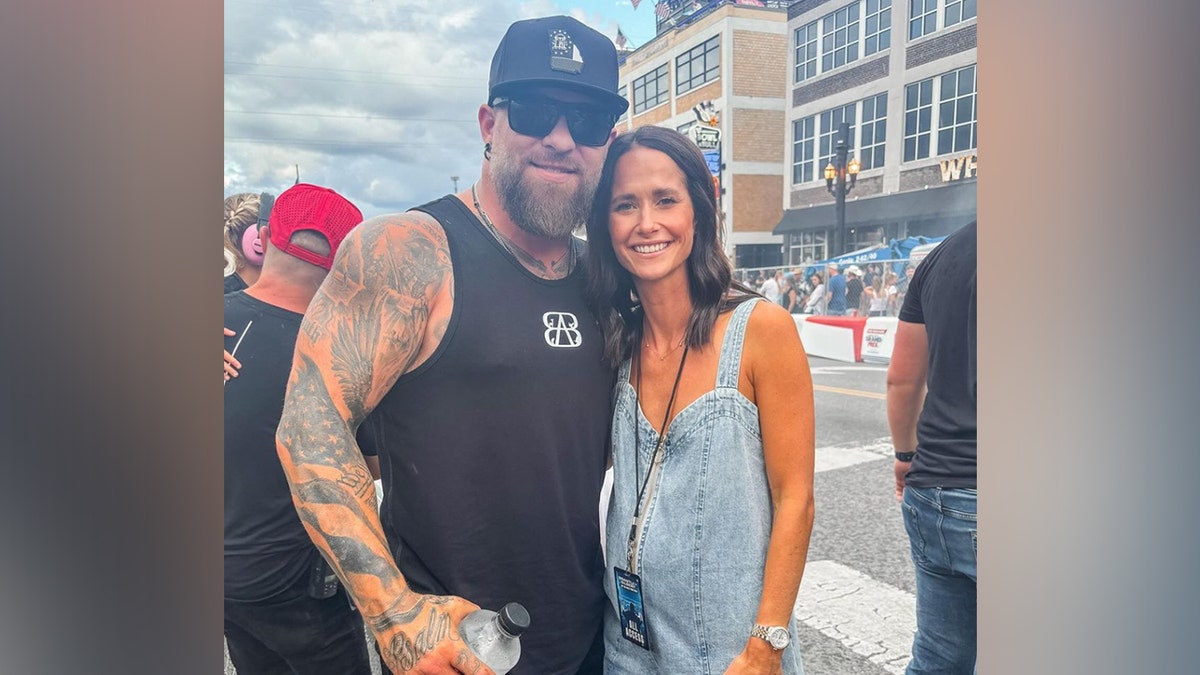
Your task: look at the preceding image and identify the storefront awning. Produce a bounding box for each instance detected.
[772,180,976,235]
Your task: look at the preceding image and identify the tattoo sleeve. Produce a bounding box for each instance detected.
[275,213,455,663]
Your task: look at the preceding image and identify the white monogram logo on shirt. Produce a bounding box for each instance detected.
[543,312,582,348]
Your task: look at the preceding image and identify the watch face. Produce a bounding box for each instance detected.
[768,627,790,650]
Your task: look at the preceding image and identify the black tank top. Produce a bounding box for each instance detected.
[368,195,613,675]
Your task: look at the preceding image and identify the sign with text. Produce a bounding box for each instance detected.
[939,153,977,182]
[690,124,721,151]
[703,150,720,176]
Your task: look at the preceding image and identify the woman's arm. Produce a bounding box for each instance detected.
[724,302,816,674]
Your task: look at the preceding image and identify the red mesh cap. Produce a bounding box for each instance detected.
[267,183,363,269]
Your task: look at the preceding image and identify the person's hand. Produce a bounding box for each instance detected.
[721,640,784,675]
[375,594,496,675]
[224,328,241,382]
[894,458,911,501]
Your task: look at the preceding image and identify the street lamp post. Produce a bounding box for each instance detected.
[825,122,860,257]
[451,175,459,192]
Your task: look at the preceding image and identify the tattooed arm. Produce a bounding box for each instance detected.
[276,212,492,675]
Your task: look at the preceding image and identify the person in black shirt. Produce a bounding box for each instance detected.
[224,183,371,675]
[886,220,977,674]
[274,15,626,675]
[845,265,865,316]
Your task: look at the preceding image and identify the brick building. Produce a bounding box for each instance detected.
[615,0,793,270]
[775,0,977,266]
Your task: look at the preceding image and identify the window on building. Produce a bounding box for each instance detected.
[617,85,628,122]
[792,116,816,184]
[903,78,933,161]
[820,3,860,72]
[819,103,857,172]
[676,36,720,94]
[937,64,976,155]
[863,0,891,56]
[847,226,885,251]
[910,0,975,40]
[794,21,819,82]
[677,120,696,136]
[793,93,888,184]
[858,92,887,170]
[632,64,669,115]
[796,0,893,84]
[787,230,828,267]
[904,63,976,162]
[909,0,938,39]
[944,0,976,27]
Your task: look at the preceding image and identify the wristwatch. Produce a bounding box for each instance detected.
[750,624,791,650]
[894,450,916,462]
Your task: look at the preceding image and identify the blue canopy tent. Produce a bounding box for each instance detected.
[801,235,946,281]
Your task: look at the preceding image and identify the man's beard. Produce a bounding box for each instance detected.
[490,146,600,239]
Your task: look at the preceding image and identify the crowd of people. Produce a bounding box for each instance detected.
[739,262,917,317]
[222,13,976,675]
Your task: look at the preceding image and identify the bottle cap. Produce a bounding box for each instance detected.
[498,602,531,637]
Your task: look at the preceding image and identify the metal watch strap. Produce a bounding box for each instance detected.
[750,624,789,650]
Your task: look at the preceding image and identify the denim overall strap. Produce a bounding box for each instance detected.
[716,298,761,389]
[618,353,633,386]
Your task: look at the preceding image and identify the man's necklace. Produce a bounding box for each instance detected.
[471,184,574,278]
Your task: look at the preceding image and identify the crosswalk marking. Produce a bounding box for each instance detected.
[795,560,916,674]
[814,438,893,474]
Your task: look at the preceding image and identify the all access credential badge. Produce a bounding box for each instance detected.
[548,29,584,74]
[614,567,650,650]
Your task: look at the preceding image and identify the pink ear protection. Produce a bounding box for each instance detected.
[237,192,275,267]
[240,225,264,266]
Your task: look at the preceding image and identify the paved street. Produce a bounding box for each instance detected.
[226,357,914,674]
[797,357,915,675]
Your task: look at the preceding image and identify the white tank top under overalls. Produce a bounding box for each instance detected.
[603,298,805,674]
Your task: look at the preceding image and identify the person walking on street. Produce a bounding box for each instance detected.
[802,272,827,314]
[887,220,977,675]
[760,269,782,304]
[845,265,865,316]
[826,263,847,315]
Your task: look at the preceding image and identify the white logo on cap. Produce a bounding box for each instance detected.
[549,29,584,74]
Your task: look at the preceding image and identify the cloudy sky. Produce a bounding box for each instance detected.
[224,0,662,218]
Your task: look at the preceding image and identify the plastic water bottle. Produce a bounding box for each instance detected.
[458,602,530,675]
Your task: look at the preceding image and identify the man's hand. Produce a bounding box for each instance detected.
[894,459,910,501]
[372,593,495,675]
[224,328,241,382]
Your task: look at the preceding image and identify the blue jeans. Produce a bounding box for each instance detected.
[902,486,977,675]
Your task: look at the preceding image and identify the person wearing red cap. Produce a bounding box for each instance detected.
[275,15,627,675]
[223,183,376,675]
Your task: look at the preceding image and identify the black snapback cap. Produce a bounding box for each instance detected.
[488,15,629,115]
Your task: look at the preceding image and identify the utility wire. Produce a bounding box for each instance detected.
[225,137,480,148]
[224,60,485,83]
[224,109,476,123]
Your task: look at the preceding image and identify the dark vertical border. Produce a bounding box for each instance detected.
[981,1,1200,672]
[0,2,220,673]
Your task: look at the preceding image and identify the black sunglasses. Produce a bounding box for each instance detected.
[492,96,618,148]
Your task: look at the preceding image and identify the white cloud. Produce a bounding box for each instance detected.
[224,0,570,216]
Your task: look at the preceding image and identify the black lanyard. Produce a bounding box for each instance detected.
[625,341,690,570]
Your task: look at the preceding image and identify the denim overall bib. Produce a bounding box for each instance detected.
[603,298,805,674]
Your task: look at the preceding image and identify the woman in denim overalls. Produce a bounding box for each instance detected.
[584,126,816,675]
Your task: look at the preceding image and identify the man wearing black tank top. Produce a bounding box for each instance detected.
[275,16,627,675]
